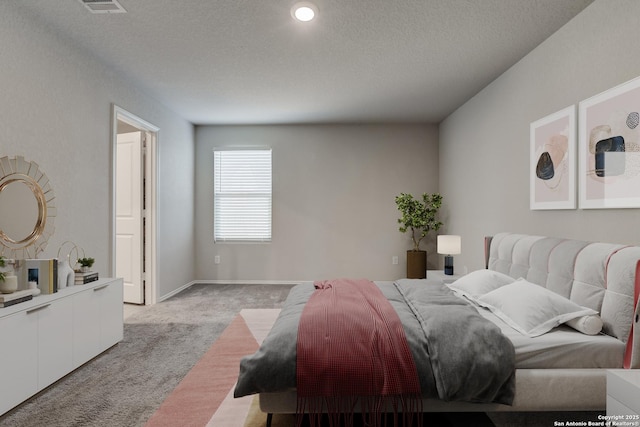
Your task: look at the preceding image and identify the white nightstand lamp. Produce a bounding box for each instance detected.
[437,235,461,276]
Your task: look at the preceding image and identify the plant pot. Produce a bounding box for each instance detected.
[406,250,426,279]
[0,275,18,293]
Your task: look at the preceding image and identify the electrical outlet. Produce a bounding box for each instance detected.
[392,256,398,265]
[214,255,220,264]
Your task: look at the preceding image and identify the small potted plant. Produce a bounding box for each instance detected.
[395,192,443,278]
[77,257,95,273]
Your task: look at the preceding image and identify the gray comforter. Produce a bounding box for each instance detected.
[234,279,515,405]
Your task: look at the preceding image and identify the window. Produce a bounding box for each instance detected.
[213,148,272,242]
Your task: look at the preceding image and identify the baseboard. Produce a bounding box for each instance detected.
[157,280,197,303]
[194,280,305,286]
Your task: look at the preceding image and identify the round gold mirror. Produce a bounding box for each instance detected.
[0,156,56,259]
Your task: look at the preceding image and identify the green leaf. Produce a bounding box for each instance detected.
[395,193,443,251]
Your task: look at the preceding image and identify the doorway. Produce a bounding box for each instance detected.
[112,105,158,305]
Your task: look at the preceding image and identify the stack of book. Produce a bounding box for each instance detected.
[75,271,99,285]
[0,289,34,308]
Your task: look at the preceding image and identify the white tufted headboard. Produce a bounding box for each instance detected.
[486,232,640,368]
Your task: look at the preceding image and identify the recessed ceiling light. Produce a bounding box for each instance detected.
[291,2,318,22]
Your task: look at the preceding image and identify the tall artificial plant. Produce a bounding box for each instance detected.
[395,193,443,251]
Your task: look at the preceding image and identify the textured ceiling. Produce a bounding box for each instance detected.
[14,0,593,125]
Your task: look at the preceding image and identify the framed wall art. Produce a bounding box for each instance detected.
[530,105,576,210]
[579,76,640,209]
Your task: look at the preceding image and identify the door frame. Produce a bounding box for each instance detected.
[111,104,159,305]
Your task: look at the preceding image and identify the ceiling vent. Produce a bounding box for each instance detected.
[79,0,127,14]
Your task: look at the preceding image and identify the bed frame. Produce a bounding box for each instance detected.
[259,232,640,415]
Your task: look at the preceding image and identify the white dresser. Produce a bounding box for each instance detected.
[607,369,640,417]
[0,277,123,416]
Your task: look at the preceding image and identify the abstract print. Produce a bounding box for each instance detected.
[530,106,576,210]
[579,76,640,208]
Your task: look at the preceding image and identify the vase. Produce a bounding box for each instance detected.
[406,250,427,279]
[0,275,18,293]
[57,260,74,289]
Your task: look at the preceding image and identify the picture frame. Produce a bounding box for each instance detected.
[579,76,640,209]
[530,105,576,210]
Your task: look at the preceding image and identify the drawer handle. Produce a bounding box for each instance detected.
[26,304,51,314]
[93,285,109,292]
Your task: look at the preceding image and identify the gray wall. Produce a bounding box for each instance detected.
[7,0,636,290]
[195,124,439,281]
[0,3,195,301]
[439,0,640,273]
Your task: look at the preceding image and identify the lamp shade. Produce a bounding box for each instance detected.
[437,235,461,255]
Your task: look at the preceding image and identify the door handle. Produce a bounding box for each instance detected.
[26,304,51,314]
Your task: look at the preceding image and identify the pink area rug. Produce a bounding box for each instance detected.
[145,309,281,427]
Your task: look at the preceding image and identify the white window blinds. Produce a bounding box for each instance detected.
[213,148,272,242]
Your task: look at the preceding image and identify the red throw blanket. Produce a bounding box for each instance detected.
[296,279,422,425]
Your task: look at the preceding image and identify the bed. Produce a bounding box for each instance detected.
[234,232,640,421]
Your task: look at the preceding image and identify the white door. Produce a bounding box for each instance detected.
[116,131,144,304]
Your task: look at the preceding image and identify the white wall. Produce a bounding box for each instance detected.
[0,3,195,300]
[439,0,640,272]
[195,124,440,281]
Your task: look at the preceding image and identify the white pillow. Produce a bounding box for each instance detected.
[447,269,515,301]
[565,315,603,335]
[477,278,598,337]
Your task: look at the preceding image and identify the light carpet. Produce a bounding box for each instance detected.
[146,309,282,427]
